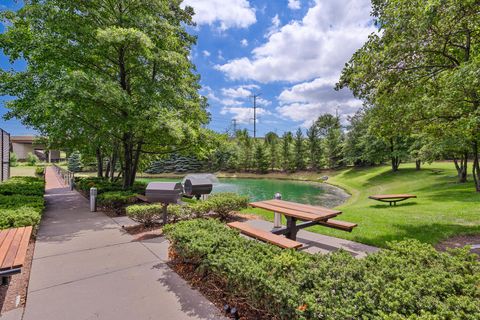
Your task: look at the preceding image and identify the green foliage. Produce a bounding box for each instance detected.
[294,128,306,171]
[97,191,138,214]
[254,143,269,174]
[165,219,480,320]
[264,132,279,171]
[75,177,146,195]
[35,166,45,177]
[126,204,164,226]
[0,176,45,229]
[67,151,83,172]
[9,152,18,167]
[146,154,205,174]
[306,124,321,170]
[26,152,38,166]
[205,193,249,220]
[281,131,294,172]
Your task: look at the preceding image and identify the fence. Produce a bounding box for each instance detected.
[52,163,75,187]
[0,129,10,182]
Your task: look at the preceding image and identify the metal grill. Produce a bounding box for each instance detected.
[0,129,10,182]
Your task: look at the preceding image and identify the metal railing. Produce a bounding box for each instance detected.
[52,164,75,188]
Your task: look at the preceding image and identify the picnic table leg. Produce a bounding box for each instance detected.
[285,216,298,241]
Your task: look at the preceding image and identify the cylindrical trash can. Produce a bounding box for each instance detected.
[274,192,282,228]
[90,187,97,212]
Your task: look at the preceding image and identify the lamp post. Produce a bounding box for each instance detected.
[274,192,282,228]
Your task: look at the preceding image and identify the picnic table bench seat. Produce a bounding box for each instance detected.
[369,194,417,206]
[0,226,32,285]
[317,219,357,232]
[227,222,302,249]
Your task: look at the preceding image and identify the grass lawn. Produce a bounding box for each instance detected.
[10,166,37,177]
[242,162,480,248]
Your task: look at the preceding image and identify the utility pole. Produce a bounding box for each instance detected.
[251,93,261,139]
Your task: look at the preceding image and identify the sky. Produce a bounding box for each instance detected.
[0,0,375,137]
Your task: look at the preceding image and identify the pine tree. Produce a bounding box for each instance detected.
[68,151,83,172]
[281,132,293,172]
[294,128,306,171]
[306,123,321,170]
[254,143,269,174]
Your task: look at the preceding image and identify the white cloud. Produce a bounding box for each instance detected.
[266,14,281,37]
[216,0,375,83]
[276,78,362,127]
[288,0,301,10]
[221,107,271,124]
[202,50,211,57]
[183,0,256,30]
[241,39,249,47]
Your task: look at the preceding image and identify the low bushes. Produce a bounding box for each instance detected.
[126,204,164,226]
[164,219,480,320]
[206,193,249,219]
[35,166,45,177]
[75,177,147,195]
[97,191,138,214]
[0,176,45,229]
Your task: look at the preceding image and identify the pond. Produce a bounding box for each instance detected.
[139,177,349,208]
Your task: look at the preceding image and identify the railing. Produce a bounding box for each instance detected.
[52,164,75,188]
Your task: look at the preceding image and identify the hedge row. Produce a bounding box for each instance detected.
[164,219,480,320]
[75,177,147,195]
[127,193,249,225]
[0,177,45,229]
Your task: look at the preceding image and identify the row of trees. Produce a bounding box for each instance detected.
[337,0,480,191]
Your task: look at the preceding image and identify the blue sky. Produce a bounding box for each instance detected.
[0,0,374,137]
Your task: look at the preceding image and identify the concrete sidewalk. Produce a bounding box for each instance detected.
[20,167,225,320]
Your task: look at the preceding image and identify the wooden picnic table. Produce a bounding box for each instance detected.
[249,199,349,241]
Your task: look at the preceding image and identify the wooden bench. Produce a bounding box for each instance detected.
[369,194,417,206]
[227,222,302,249]
[317,219,357,232]
[0,226,32,285]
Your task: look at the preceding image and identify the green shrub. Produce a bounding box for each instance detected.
[97,191,137,213]
[0,177,45,196]
[0,195,44,210]
[9,152,18,167]
[126,204,164,226]
[206,193,249,219]
[187,201,213,218]
[26,152,38,166]
[164,219,480,320]
[75,177,146,195]
[0,207,42,229]
[35,166,45,176]
[168,204,192,222]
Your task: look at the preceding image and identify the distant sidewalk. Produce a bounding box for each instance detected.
[20,167,225,320]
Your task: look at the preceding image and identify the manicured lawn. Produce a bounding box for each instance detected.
[10,166,37,177]
[243,162,480,247]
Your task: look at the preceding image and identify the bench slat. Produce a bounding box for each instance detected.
[0,230,10,250]
[13,226,32,269]
[0,229,17,269]
[227,222,302,249]
[249,202,338,221]
[2,227,25,270]
[318,219,357,232]
[263,199,341,215]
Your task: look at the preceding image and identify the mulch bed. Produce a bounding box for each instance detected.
[0,240,35,314]
[168,247,273,320]
[435,235,480,259]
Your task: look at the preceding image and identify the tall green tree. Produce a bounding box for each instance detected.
[254,143,269,174]
[236,129,253,171]
[264,131,279,171]
[339,0,480,189]
[316,114,344,169]
[294,128,306,171]
[281,131,293,172]
[0,0,208,188]
[306,123,321,170]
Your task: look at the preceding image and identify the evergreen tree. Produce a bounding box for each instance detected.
[254,143,269,174]
[281,132,293,172]
[68,151,83,172]
[264,132,279,171]
[306,124,321,171]
[294,128,306,171]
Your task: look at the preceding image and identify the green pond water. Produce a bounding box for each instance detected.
[139,177,349,208]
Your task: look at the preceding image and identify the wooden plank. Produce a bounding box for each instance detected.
[317,219,357,232]
[227,222,302,249]
[13,226,32,269]
[249,201,339,221]
[0,229,18,270]
[263,199,341,215]
[369,194,416,200]
[0,230,10,250]
[2,227,25,270]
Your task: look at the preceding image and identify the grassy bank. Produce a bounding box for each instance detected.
[243,162,480,247]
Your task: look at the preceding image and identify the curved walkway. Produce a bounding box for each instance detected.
[21,167,224,320]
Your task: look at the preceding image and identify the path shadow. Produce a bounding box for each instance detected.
[153,263,225,320]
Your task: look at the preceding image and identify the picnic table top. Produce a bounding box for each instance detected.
[249,199,341,221]
[369,194,417,200]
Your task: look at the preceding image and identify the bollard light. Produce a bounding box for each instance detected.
[90,187,97,212]
[274,193,282,228]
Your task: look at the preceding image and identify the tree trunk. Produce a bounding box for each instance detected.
[453,152,468,183]
[96,148,103,178]
[472,142,480,192]
[415,159,421,170]
[391,156,400,172]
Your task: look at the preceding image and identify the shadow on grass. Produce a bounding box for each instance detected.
[352,222,480,247]
[369,202,418,209]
